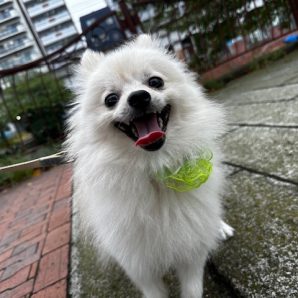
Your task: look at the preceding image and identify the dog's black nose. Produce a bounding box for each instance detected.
[128,90,151,110]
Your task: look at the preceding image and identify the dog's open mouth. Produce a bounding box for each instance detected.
[114,104,171,151]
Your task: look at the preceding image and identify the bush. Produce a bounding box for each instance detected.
[21,103,65,144]
[0,153,34,188]
[0,72,72,144]
[0,142,62,188]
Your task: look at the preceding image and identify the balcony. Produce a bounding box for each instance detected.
[46,39,85,54]
[0,9,18,24]
[0,24,25,41]
[41,26,77,46]
[27,0,65,18]
[0,0,12,7]
[1,54,31,69]
[0,39,33,59]
[34,10,71,32]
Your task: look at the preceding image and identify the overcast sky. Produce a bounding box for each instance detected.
[65,0,107,32]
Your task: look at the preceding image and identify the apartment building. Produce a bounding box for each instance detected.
[0,0,79,70]
[0,0,40,69]
[22,0,78,55]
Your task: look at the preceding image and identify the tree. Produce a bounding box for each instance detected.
[130,0,293,71]
[0,73,71,144]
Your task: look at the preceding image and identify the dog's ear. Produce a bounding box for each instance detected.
[134,34,158,49]
[80,49,104,73]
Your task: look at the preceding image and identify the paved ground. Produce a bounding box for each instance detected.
[0,165,72,297]
[0,50,297,298]
[210,49,298,297]
[71,49,298,297]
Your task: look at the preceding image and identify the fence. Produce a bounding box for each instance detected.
[0,0,297,154]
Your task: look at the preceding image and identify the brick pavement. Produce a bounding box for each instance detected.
[0,165,72,298]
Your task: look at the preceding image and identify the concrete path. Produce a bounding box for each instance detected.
[211,49,298,297]
[0,165,72,297]
[71,50,298,297]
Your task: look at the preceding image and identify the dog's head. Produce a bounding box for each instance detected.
[68,35,225,170]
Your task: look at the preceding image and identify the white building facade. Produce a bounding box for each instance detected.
[0,0,78,70]
[0,0,40,69]
[22,0,78,55]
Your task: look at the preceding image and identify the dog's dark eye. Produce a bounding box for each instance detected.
[148,77,164,89]
[105,93,119,108]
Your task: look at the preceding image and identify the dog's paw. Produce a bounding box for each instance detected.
[219,220,234,240]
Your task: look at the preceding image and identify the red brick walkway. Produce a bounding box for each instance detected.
[0,165,72,297]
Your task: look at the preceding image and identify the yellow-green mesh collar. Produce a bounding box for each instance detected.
[156,151,213,192]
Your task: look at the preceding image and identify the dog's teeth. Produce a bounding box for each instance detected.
[116,122,128,133]
[132,126,138,137]
[157,116,163,128]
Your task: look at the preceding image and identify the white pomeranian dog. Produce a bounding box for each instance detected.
[66,34,233,298]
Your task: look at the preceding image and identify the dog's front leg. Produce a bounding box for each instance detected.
[177,252,208,298]
[219,220,234,240]
[126,269,168,298]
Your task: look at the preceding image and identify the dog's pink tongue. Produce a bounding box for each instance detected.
[134,114,165,146]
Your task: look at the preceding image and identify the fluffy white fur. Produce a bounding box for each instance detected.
[66,34,233,298]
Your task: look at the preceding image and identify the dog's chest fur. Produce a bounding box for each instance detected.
[77,167,222,271]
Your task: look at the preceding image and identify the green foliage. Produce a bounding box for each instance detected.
[131,0,292,71]
[203,45,290,91]
[0,72,72,144]
[203,79,226,91]
[1,73,71,125]
[21,104,65,143]
[0,150,34,187]
[0,167,33,189]
[0,142,61,187]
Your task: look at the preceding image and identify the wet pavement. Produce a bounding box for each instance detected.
[212,48,298,297]
[71,50,298,297]
[0,165,72,297]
